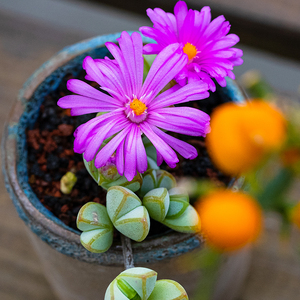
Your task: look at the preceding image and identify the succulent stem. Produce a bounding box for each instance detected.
[121,234,134,269]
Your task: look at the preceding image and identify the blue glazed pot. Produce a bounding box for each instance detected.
[2,32,247,300]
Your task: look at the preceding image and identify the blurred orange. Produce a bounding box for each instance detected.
[291,202,300,229]
[196,190,262,251]
[281,147,300,167]
[206,100,286,175]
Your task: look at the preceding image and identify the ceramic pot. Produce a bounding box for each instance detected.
[2,32,248,300]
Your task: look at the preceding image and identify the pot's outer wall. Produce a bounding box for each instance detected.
[2,32,245,266]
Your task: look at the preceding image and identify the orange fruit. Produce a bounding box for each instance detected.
[196,190,262,251]
[206,100,286,175]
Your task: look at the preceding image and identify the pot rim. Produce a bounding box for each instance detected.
[2,32,245,265]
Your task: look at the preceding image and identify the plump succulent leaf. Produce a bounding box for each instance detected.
[76,202,113,253]
[105,268,189,300]
[166,187,190,219]
[105,267,157,300]
[168,187,189,203]
[156,170,176,190]
[114,206,150,242]
[140,169,176,198]
[148,280,188,300]
[106,186,150,242]
[101,174,143,192]
[143,188,170,222]
[140,172,200,233]
[140,169,157,198]
[162,205,201,233]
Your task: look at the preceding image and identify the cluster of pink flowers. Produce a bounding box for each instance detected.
[58,1,242,181]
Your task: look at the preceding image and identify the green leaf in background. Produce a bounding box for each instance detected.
[256,167,294,210]
[143,54,157,82]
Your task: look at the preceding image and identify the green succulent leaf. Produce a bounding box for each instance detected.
[140,169,157,198]
[140,171,199,233]
[166,199,190,219]
[156,170,177,190]
[101,173,143,192]
[106,186,150,242]
[105,267,157,300]
[105,268,189,300]
[76,202,113,253]
[162,205,201,233]
[147,156,159,171]
[143,188,170,222]
[169,187,189,203]
[148,280,188,300]
[167,187,190,219]
[140,169,176,198]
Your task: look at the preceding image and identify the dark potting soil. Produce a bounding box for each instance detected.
[26,70,231,234]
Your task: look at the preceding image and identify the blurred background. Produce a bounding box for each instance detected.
[0,0,300,299]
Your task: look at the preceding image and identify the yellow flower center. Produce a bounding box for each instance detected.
[183,42,197,60]
[129,98,147,116]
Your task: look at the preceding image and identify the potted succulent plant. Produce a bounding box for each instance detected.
[1,1,257,300]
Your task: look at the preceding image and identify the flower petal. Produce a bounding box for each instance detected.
[140,122,178,168]
[210,34,240,51]
[141,43,188,103]
[148,107,210,137]
[58,95,118,112]
[94,60,126,101]
[74,112,124,153]
[156,150,163,166]
[116,138,125,176]
[66,79,118,104]
[140,2,243,87]
[124,125,138,181]
[83,56,106,86]
[83,118,127,162]
[116,32,144,96]
[94,126,132,168]
[142,43,163,55]
[136,130,148,173]
[151,126,198,159]
[174,1,188,32]
[150,81,209,110]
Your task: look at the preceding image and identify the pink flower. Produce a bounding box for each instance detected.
[140,1,243,91]
[58,32,210,181]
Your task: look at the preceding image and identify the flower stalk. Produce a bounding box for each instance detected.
[121,234,135,270]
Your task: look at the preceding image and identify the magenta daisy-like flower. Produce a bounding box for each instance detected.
[58,32,210,181]
[140,1,243,91]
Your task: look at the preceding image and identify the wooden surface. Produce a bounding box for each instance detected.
[1,3,300,300]
[0,10,83,300]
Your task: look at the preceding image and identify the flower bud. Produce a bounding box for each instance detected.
[84,156,142,192]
